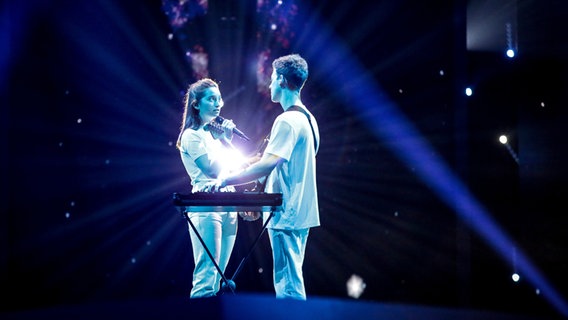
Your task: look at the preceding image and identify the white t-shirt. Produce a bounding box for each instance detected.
[179,128,241,192]
[264,108,320,230]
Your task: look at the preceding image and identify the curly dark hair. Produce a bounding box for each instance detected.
[272,54,308,91]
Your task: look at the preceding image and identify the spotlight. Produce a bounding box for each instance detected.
[512,273,520,282]
[506,49,515,58]
[465,87,473,96]
[499,135,508,144]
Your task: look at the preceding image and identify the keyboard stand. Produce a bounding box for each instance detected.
[173,192,281,295]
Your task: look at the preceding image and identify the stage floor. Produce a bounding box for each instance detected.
[0,293,556,320]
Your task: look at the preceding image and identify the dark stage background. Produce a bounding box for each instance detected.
[2,0,567,318]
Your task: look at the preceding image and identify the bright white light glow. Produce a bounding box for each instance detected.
[216,145,248,180]
[346,274,366,299]
[499,135,508,144]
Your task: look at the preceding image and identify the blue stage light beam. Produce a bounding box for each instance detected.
[297,4,568,317]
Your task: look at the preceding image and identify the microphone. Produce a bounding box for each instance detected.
[214,116,251,141]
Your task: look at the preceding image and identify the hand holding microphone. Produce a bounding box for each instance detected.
[205,116,251,141]
[207,117,235,141]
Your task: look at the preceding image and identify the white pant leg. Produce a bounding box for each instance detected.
[268,228,309,300]
[218,211,238,281]
[188,212,237,298]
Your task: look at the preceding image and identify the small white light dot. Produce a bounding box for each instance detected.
[146,240,151,246]
[168,33,173,40]
[465,87,473,96]
[58,142,64,147]
[512,273,520,282]
[258,268,263,273]
[439,70,444,76]
[131,258,136,264]
[394,211,399,217]
[499,135,508,144]
[77,118,82,124]
[70,201,75,207]
[65,212,71,219]
[270,23,277,31]
[540,102,545,107]
[398,89,403,94]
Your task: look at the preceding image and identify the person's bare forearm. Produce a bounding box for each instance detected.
[224,155,280,187]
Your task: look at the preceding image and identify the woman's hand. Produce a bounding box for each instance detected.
[208,118,235,141]
[200,178,227,192]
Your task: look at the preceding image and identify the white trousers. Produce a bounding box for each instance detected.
[188,211,238,298]
[268,228,309,300]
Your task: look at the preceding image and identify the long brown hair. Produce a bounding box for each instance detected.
[176,78,219,150]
